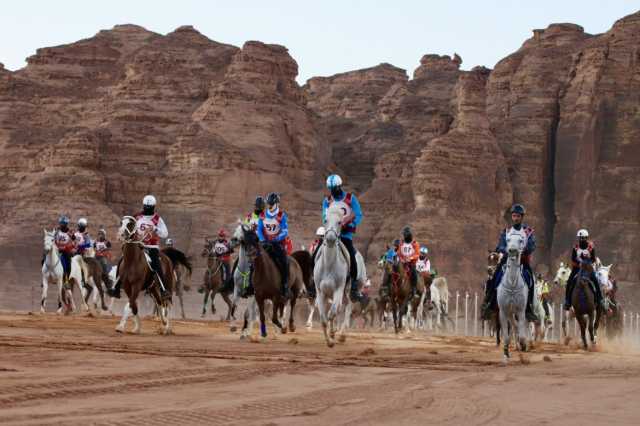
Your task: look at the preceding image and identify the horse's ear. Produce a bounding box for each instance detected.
[607,264,612,269]
[43,229,47,235]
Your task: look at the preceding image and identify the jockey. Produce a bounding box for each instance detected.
[93,227,113,288]
[108,195,169,300]
[245,195,266,230]
[564,229,604,311]
[213,228,233,285]
[416,246,431,276]
[74,218,92,256]
[398,226,420,297]
[482,204,538,322]
[54,215,74,283]
[323,174,363,302]
[257,192,290,297]
[309,226,325,260]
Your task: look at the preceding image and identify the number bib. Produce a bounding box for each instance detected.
[263,217,281,237]
[214,241,228,255]
[400,242,415,258]
[95,241,109,252]
[56,232,71,246]
[416,259,430,273]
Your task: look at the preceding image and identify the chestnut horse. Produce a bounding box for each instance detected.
[201,239,234,320]
[115,216,175,335]
[382,251,412,334]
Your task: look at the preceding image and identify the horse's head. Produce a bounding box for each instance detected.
[506,233,525,257]
[43,229,55,252]
[234,222,260,258]
[118,216,138,242]
[553,262,571,286]
[202,238,213,257]
[596,264,612,288]
[487,251,502,275]
[324,204,344,245]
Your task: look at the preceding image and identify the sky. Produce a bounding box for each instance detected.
[0,1,637,83]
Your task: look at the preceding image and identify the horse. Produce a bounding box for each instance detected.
[596,264,623,340]
[162,247,193,319]
[41,230,67,314]
[562,259,601,350]
[497,232,529,361]
[530,277,550,342]
[200,239,234,320]
[232,223,304,339]
[553,262,571,287]
[115,216,175,335]
[314,204,353,347]
[381,251,413,334]
[429,277,454,332]
[482,251,502,345]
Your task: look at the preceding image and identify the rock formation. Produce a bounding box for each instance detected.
[2,11,640,310]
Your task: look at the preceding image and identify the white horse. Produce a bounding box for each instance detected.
[531,278,550,341]
[306,250,366,329]
[231,223,260,339]
[553,262,571,287]
[497,232,529,361]
[41,230,66,314]
[314,205,351,347]
[428,277,453,332]
[67,254,93,313]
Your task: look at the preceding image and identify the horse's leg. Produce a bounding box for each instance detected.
[317,290,333,347]
[40,275,48,313]
[178,291,186,320]
[130,293,142,335]
[588,312,595,348]
[306,298,316,329]
[578,315,588,350]
[271,300,285,335]
[499,308,510,361]
[288,293,297,333]
[56,278,64,314]
[257,297,267,339]
[517,306,528,352]
[211,287,218,315]
[222,292,233,321]
[338,299,352,343]
[116,302,131,333]
[593,306,601,344]
[391,300,399,334]
[201,289,209,318]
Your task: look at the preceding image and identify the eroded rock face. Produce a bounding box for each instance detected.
[2,11,640,309]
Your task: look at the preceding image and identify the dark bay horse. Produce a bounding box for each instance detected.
[563,260,601,349]
[162,247,193,319]
[201,239,234,320]
[382,252,412,334]
[236,225,304,339]
[115,216,176,335]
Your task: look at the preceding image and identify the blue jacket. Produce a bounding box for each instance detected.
[257,209,288,243]
[322,191,363,240]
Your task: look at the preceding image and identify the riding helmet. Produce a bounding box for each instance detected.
[326,174,343,189]
[266,192,280,206]
[254,195,265,210]
[510,203,526,215]
[577,229,589,238]
[58,215,70,225]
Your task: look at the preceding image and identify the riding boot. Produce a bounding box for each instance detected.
[107,281,121,298]
[281,258,290,298]
[349,278,362,303]
[157,272,171,302]
[564,280,575,310]
[526,283,538,322]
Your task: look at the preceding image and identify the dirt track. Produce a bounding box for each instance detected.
[0,312,639,425]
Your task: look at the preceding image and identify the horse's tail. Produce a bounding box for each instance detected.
[291,250,313,293]
[162,247,193,277]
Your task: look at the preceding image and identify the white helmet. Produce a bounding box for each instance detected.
[165,238,174,247]
[316,226,326,237]
[577,229,589,238]
[143,195,156,206]
[326,174,343,189]
[77,218,88,227]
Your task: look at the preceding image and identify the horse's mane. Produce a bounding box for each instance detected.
[325,204,344,225]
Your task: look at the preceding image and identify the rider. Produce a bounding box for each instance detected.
[481,204,538,322]
[398,226,420,297]
[93,227,113,288]
[309,226,325,260]
[416,246,431,276]
[537,273,551,321]
[245,196,266,230]
[54,215,74,283]
[74,218,92,257]
[213,228,233,287]
[564,229,604,311]
[257,192,290,298]
[322,174,363,302]
[108,195,170,300]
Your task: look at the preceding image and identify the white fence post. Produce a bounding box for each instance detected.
[474,293,478,336]
[464,292,469,336]
[455,291,459,335]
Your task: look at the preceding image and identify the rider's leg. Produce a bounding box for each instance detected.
[107,258,123,298]
[273,242,289,296]
[148,248,169,300]
[523,265,538,322]
[542,298,550,319]
[410,263,418,297]
[591,271,605,309]
[61,252,71,283]
[564,269,578,310]
[340,237,359,300]
[481,257,505,318]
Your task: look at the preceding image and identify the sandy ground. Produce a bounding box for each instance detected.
[0,311,639,426]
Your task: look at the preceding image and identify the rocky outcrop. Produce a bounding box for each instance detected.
[2,11,640,309]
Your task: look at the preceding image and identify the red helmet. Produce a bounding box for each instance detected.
[217,228,227,238]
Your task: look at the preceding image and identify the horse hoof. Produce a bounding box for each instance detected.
[281,327,288,335]
[327,341,335,348]
[240,334,246,341]
[230,325,238,333]
[115,326,124,333]
[337,334,346,343]
[289,325,296,333]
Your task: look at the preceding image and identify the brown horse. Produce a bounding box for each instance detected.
[162,247,193,319]
[115,216,175,335]
[236,225,304,338]
[483,251,502,346]
[81,254,109,312]
[201,240,234,320]
[563,260,601,349]
[382,252,412,333]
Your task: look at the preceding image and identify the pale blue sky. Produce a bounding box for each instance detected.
[1,1,636,83]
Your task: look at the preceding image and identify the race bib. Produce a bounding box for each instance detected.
[416,260,428,273]
[400,243,415,257]
[95,241,109,252]
[56,232,71,245]
[576,248,590,259]
[263,217,280,236]
[214,242,228,255]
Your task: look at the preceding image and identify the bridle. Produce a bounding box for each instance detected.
[120,216,147,247]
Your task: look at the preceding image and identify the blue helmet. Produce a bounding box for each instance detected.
[326,174,343,189]
[511,203,526,215]
[58,215,69,225]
